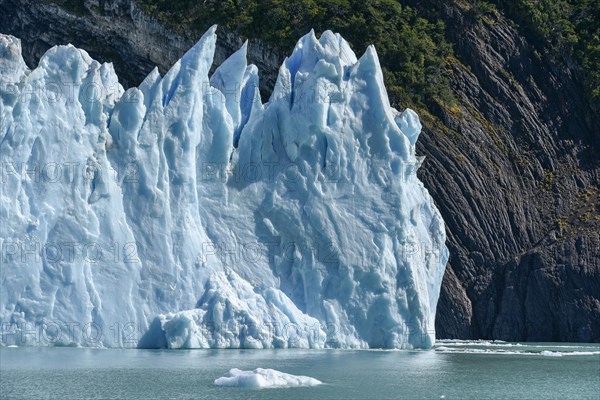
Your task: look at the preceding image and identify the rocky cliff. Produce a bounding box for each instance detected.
[1,0,598,341]
[0,0,282,89]
[411,1,599,341]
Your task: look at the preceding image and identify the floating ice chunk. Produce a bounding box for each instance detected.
[540,351,563,357]
[435,346,600,356]
[214,368,322,388]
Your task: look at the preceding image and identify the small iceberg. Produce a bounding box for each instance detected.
[214,368,322,388]
[540,351,563,357]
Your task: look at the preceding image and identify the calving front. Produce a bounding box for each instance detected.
[0,26,448,349]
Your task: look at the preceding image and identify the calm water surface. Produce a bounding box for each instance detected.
[1,341,598,399]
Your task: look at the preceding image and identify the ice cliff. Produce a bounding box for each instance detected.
[0,27,448,349]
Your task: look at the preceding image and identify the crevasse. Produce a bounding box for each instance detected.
[0,26,448,349]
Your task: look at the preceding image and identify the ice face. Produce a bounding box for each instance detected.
[0,27,448,349]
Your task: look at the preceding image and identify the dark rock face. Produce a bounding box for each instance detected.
[1,0,598,342]
[414,2,600,342]
[0,0,282,89]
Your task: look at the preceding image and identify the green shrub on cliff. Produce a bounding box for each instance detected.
[137,0,599,107]
[137,0,454,109]
[493,0,600,102]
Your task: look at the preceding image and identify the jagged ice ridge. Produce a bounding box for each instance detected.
[0,26,448,349]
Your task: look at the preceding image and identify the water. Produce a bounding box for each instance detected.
[1,342,598,399]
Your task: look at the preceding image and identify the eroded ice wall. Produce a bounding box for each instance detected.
[0,27,447,349]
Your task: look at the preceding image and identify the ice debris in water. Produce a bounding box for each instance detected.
[214,368,322,388]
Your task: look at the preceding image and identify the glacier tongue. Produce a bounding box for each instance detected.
[0,27,448,349]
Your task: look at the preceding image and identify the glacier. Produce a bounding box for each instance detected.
[0,27,448,349]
